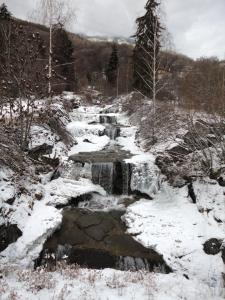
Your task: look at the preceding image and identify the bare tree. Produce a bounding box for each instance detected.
[0,20,45,150]
[29,0,75,100]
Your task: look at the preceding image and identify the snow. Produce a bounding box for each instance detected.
[69,135,109,155]
[67,121,105,137]
[0,266,222,300]
[43,177,106,207]
[0,202,62,267]
[124,183,225,294]
[1,98,225,299]
[193,179,225,223]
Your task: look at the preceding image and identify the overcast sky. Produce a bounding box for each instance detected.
[4,0,225,59]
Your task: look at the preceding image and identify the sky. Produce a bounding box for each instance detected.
[4,0,225,59]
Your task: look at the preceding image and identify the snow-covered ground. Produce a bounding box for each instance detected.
[124,183,225,296]
[0,264,221,300]
[1,94,225,299]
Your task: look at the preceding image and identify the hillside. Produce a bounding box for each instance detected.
[0,17,194,98]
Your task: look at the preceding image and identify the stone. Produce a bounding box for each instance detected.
[40,208,172,273]
[0,224,22,252]
[35,193,43,201]
[203,238,222,255]
[5,196,15,205]
[28,143,53,160]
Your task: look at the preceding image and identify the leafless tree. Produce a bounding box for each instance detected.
[30,0,75,101]
[0,20,45,150]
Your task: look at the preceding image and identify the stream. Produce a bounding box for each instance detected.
[38,106,170,273]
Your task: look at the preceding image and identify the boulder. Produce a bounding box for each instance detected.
[203,238,222,255]
[0,224,22,252]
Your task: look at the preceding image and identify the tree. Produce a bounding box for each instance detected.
[133,0,162,101]
[133,0,164,143]
[179,58,225,114]
[0,20,46,150]
[53,25,76,91]
[0,3,11,20]
[30,0,75,100]
[106,44,119,86]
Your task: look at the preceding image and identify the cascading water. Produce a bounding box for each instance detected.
[99,115,117,124]
[91,161,131,195]
[104,125,120,140]
[38,107,171,274]
[92,162,114,194]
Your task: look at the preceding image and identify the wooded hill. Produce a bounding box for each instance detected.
[0,17,194,99]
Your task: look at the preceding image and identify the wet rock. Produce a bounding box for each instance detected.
[28,143,53,160]
[70,149,132,164]
[40,208,172,273]
[0,224,22,252]
[203,238,222,255]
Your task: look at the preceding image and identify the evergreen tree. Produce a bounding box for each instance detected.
[53,26,76,91]
[0,3,11,20]
[133,0,162,98]
[106,44,119,86]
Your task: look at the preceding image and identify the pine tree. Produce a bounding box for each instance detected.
[106,44,119,86]
[133,0,162,98]
[0,3,11,20]
[53,26,76,91]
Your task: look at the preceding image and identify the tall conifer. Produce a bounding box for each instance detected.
[133,0,161,98]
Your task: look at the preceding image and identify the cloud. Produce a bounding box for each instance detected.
[4,0,225,59]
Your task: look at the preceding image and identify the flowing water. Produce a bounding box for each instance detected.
[40,107,168,273]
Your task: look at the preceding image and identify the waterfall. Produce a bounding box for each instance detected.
[100,115,117,124]
[122,162,131,195]
[105,125,120,140]
[131,162,160,198]
[92,163,114,194]
[117,256,151,271]
[91,161,131,195]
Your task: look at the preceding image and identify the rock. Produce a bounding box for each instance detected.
[39,208,172,273]
[5,196,15,205]
[167,145,191,158]
[83,139,93,143]
[218,176,225,187]
[42,156,60,168]
[0,224,22,252]
[187,181,197,204]
[222,247,225,264]
[203,238,222,255]
[35,193,43,201]
[28,143,53,160]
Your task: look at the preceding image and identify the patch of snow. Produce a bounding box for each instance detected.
[0,202,62,267]
[124,183,225,293]
[67,121,105,137]
[43,177,106,207]
[69,135,110,155]
[0,266,223,300]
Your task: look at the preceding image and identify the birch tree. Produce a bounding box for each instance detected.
[30,0,75,100]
